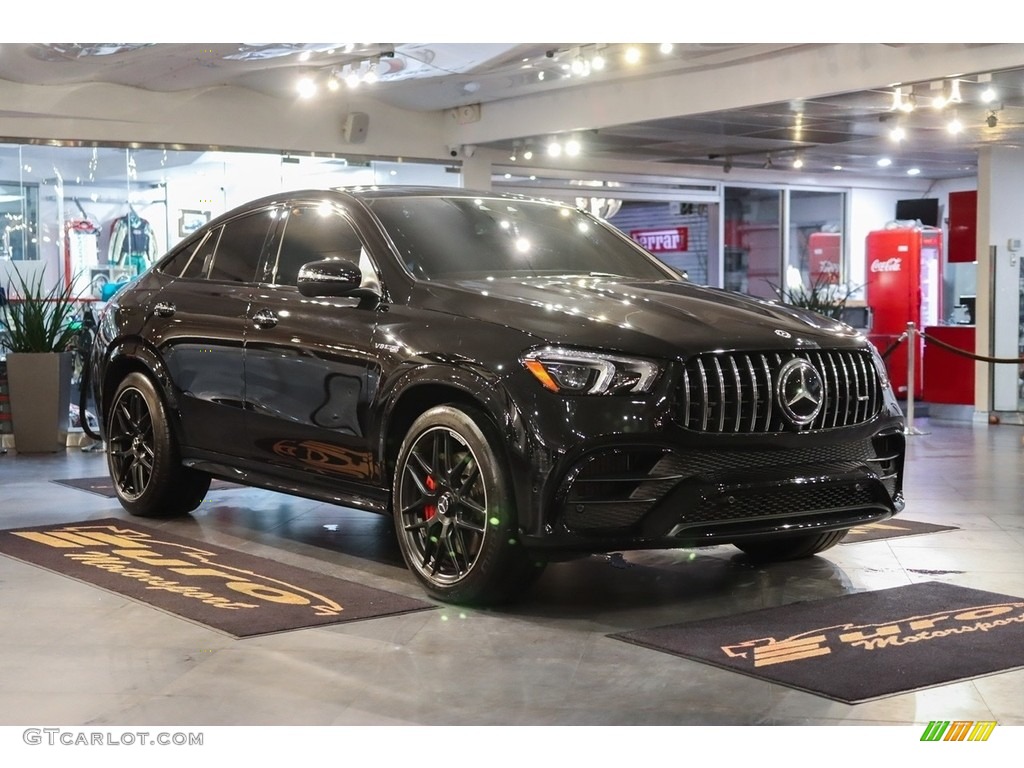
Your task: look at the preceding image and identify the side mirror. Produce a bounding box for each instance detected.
[296,259,379,299]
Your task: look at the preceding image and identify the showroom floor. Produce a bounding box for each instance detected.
[0,419,1022,727]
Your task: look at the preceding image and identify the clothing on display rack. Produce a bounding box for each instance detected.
[108,208,157,275]
[65,218,101,294]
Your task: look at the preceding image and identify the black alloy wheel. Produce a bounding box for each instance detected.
[106,371,210,517]
[393,405,541,605]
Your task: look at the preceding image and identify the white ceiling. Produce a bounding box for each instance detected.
[2,42,1024,182]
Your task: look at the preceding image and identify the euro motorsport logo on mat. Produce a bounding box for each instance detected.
[0,518,434,636]
[721,601,1024,668]
[11,522,343,616]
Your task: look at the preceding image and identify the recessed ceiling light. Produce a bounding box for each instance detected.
[833,165,843,171]
[907,168,921,176]
[877,158,893,167]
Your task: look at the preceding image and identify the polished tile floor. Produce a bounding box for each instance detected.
[0,419,1022,727]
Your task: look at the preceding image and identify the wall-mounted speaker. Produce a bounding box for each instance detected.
[343,112,369,144]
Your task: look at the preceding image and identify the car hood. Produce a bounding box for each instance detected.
[411,276,865,358]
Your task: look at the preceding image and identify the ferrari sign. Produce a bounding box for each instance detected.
[630,227,689,253]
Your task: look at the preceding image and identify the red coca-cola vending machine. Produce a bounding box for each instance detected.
[864,224,942,399]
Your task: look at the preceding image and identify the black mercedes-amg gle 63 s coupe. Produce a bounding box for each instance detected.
[91,188,906,604]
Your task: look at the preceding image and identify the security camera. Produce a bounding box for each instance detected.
[447,145,476,159]
[447,145,461,158]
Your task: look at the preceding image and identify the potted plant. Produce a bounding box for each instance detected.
[0,266,79,453]
[771,270,861,321]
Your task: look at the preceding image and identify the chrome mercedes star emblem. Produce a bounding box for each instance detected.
[776,358,824,426]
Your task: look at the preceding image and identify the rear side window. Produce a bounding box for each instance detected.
[160,234,206,277]
[181,228,220,280]
[206,210,276,283]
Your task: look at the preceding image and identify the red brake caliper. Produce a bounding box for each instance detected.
[424,475,437,519]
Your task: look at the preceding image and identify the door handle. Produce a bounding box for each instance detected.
[154,301,176,318]
[252,309,278,329]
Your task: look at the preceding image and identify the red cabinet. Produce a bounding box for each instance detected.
[947,190,977,263]
[923,325,975,404]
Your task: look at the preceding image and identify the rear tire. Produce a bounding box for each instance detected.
[105,371,210,517]
[392,404,543,605]
[734,529,848,562]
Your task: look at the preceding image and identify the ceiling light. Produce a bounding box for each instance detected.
[537,71,545,81]
[981,86,998,103]
[986,111,999,128]
[659,43,674,54]
[792,156,804,169]
[624,47,642,65]
[832,165,843,171]
[326,76,340,92]
[523,148,534,160]
[877,157,892,167]
[947,117,963,134]
[763,154,774,169]
[296,77,317,98]
[547,140,563,158]
[363,62,379,85]
[890,126,905,142]
[565,139,582,157]
[591,53,606,71]
[907,168,921,176]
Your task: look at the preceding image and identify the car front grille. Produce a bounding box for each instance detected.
[675,349,882,434]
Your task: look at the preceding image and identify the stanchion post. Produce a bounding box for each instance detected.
[904,321,927,435]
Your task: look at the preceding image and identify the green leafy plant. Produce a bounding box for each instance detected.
[1,266,80,353]
[770,272,861,320]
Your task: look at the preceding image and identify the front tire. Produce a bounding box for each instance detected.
[393,404,542,605]
[105,371,210,517]
[734,529,848,562]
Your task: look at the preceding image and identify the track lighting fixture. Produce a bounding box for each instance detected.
[986,110,999,128]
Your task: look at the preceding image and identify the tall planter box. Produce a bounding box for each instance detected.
[6,352,72,453]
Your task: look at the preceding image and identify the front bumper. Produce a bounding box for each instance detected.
[519,427,904,552]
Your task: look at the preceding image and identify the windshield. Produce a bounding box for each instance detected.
[366,196,680,282]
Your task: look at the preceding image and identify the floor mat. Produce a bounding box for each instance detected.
[0,517,434,637]
[52,476,239,498]
[844,518,959,544]
[611,581,1024,703]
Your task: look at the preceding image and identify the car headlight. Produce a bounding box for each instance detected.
[867,342,892,389]
[521,347,660,395]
